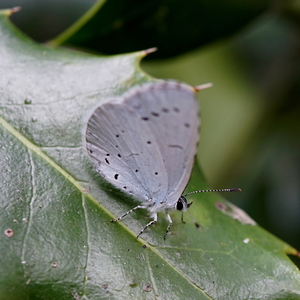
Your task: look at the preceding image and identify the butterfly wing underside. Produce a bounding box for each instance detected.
[86,81,199,211]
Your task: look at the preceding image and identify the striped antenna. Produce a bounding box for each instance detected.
[184,188,241,197]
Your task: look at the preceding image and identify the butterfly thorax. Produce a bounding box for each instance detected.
[146,195,191,213]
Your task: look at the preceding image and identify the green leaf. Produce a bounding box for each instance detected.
[52,0,272,59]
[1,8,300,300]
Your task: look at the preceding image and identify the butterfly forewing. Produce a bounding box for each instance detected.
[86,101,164,201]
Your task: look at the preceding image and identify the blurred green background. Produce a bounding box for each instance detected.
[2,0,299,261]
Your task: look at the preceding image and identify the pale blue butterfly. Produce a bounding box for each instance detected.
[85,81,240,239]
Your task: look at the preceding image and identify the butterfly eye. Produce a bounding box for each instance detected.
[176,197,187,211]
[176,200,184,211]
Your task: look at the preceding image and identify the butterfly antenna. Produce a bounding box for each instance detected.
[183,188,241,230]
[184,188,241,197]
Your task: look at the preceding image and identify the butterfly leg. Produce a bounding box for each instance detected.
[181,210,201,229]
[181,212,186,224]
[136,213,157,238]
[164,212,173,240]
[111,205,147,222]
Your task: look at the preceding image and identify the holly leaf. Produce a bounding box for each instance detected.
[1,8,300,300]
[52,0,271,59]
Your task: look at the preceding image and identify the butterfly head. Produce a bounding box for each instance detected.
[176,196,193,212]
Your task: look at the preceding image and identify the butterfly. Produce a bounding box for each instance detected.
[85,81,240,239]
